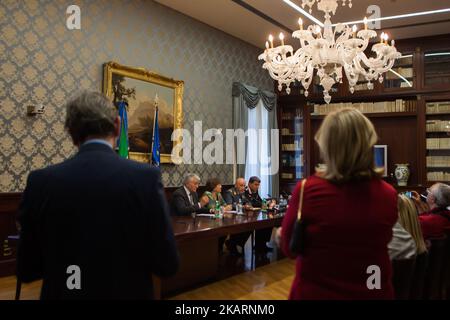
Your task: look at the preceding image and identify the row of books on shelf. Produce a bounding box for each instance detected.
[281,173,295,179]
[426,101,450,114]
[282,141,302,151]
[281,110,303,120]
[427,171,450,182]
[426,156,450,167]
[426,120,450,132]
[281,127,303,135]
[386,67,413,80]
[282,154,302,167]
[281,171,303,180]
[426,138,450,149]
[311,99,416,115]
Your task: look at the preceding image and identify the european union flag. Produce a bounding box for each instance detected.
[117,101,128,159]
[151,107,160,166]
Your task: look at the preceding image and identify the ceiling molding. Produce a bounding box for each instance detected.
[231,0,293,33]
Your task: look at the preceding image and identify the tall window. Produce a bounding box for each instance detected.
[245,99,271,198]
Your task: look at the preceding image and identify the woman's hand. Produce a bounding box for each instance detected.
[200,195,209,207]
[411,191,430,214]
[411,191,421,204]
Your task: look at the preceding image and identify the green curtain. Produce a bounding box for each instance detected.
[232,82,279,198]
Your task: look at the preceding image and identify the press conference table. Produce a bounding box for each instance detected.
[157,210,284,298]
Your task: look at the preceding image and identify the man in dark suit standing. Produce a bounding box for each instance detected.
[172,174,210,216]
[17,91,179,299]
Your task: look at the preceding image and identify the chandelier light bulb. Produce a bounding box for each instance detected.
[268,34,274,48]
[298,18,303,30]
[380,32,385,43]
[363,17,368,30]
[265,41,269,49]
[279,32,285,46]
[384,33,389,44]
[352,25,357,38]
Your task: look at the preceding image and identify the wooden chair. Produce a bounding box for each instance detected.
[423,235,447,300]
[392,256,416,300]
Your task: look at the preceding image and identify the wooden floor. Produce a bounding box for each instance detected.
[0,259,295,300]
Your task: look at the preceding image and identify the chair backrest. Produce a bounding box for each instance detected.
[392,256,416,300]
[423,235,448,300]
[409,249,429,300]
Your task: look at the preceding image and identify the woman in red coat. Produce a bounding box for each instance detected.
[281,108,398,300]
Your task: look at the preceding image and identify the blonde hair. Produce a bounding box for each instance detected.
[398,194,428,254]
[315,108,383,183]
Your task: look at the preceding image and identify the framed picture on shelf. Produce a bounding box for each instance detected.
[374,145,388,177]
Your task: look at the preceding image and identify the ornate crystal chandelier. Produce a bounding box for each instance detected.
[258,0,401,104]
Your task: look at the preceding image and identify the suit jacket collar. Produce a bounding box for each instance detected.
[183,185,191,198]
[77,142,117,156]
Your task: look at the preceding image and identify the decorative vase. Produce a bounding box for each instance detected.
[394,164,410,186]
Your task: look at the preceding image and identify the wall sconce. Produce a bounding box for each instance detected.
[26,104,45,116]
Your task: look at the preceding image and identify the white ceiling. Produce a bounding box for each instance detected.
[155,0,450,48]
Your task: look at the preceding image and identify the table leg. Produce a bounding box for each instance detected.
[15,279,21,300]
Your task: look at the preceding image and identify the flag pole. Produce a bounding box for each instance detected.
[150,94,158,164]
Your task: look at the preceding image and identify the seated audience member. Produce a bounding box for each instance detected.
[245,176,275,254]
[281,108,397,300]
[397,194,428,255]
[202,178,231,211]
[17,91,179,299]
[388,195,417,260]
[202,178,231,254]
[412,183,450,239]
[224,177,248,209]
[224,178,251,255]
[245,176,263,208]
[172,174,210,216]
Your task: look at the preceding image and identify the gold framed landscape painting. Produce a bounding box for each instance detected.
[103,61,184,164]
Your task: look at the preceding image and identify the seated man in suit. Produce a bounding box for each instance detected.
[245,176,263,208]
[17,91,179,299]
[245,176,275,255]
[224,177,251,255]
[412,183,450,239]
[224,177,248,209]
[172,174,210,216]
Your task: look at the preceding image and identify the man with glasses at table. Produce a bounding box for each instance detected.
[412,183,450,239]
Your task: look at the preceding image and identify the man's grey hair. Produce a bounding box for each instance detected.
[184,173,201,185]
[64,90,117,145]
[431,183,450,208]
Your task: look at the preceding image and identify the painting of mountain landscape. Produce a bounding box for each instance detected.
[112,74,175,155]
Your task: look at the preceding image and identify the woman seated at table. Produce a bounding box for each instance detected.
[202,178,232,211]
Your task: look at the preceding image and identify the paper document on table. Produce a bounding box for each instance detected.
[196,214,215,217]
[224,210,237,214]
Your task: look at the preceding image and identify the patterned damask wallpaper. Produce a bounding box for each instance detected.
[0,0,273,192]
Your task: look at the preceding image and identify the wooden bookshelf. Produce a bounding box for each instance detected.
[278,105,304,193]
[276,34,450,192]
[425,100,450,184]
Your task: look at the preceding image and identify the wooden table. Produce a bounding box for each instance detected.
[158,211,284,298]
